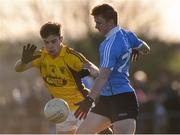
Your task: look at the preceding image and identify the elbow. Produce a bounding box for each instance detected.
[143,46,150,55]
[15,67,22,72]
[89,68,100,78]
[92,70,100,77]
[140,42,150,55]
[145,43,151,52]
[14,60,26,72]
[14,64,24,72]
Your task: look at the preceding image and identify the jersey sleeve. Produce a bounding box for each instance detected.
[65,48,89,72]
[128,32,143,49]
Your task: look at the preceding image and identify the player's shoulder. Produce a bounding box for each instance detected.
[122,28,138,38]
[66,46,74,53]
[120,28,133,35]
[65,46,84,57]
[65,46,79,54]
[65,47,87,63]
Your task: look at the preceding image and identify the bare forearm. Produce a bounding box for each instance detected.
[14,59,31,72]
[89,75,108,99]
[89,68,110,99]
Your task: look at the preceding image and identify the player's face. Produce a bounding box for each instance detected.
[94,15,113,36]
[43,35,63,57]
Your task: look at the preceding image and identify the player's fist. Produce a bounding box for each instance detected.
[74,96,94,120]
[21,44,40,64]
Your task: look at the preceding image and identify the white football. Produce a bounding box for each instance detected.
[44,98,70,123]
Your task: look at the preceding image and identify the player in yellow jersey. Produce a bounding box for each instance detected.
[14,22,101,134]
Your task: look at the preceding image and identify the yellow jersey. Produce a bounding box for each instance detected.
[32,44,90,111]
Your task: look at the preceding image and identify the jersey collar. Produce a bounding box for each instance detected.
[59,43,66,56]
[105,26,121,40]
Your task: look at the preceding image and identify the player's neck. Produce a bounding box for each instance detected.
[50,45,62,59]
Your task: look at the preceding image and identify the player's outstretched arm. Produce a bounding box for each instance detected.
[15,44,40,72]
[14,59,34,72]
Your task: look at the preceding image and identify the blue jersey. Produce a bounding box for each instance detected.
[100,26,143,96]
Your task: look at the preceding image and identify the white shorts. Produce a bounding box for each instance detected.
[56,111,83,132]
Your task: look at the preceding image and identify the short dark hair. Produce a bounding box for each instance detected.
[91,3,118,25]
[40,22,61,38]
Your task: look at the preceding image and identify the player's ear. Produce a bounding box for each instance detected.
[107,19,114,26]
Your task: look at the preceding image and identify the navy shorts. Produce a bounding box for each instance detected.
[91,92,139,123]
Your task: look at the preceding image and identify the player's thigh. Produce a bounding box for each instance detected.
[76,112,111,134]
[113,118,136,134]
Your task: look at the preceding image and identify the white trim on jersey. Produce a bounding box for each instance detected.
[101,34,116,67]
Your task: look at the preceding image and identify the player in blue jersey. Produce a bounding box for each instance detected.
[74,3,150,134]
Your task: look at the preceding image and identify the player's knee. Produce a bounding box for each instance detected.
[113,119,136,134]
[76,125,96,134]
[56,129,76,134]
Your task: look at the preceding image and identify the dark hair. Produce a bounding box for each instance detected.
[91,4,118,25]
[40,22,61,38]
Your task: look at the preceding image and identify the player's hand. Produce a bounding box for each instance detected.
[74,96,94,120]
[21,44,40,64]
[131,49,139,62]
